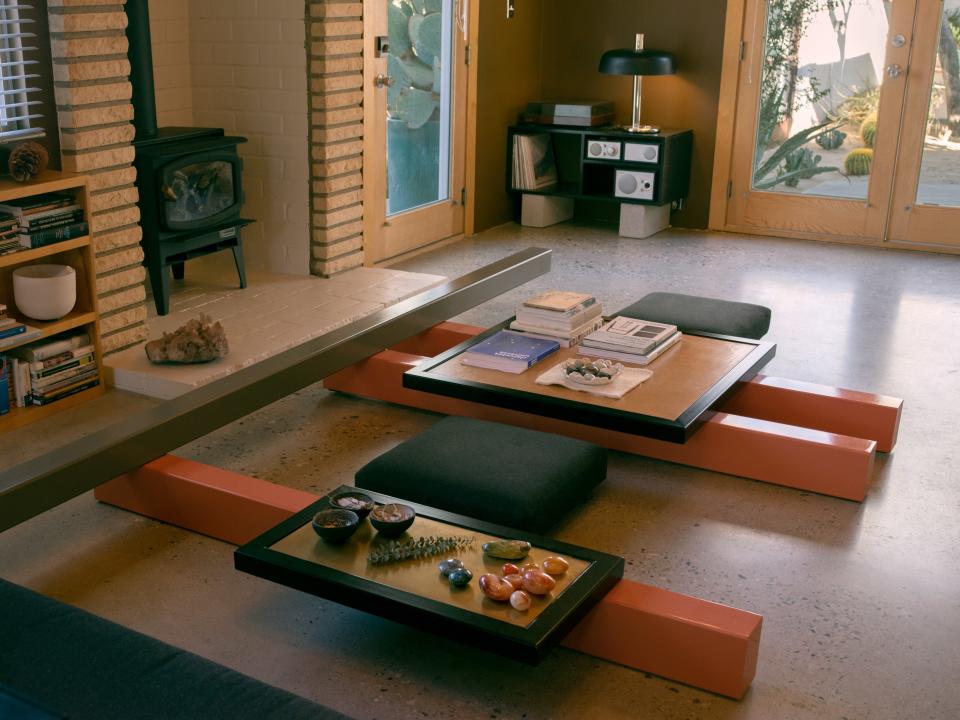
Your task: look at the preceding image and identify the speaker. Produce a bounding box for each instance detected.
[614,170,656,200]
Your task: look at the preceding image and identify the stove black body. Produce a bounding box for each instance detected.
[127,0,252,315]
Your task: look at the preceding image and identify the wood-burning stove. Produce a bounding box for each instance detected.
[126,0,253,315]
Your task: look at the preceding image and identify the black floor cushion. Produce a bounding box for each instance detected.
[617,291,772,339]
[0,579,349,720]
[356,417,607,534]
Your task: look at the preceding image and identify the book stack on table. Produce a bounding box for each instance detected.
[2,331,99,407]
[509,290,604,348]
[579,317,682,365]
[0,191,88,251]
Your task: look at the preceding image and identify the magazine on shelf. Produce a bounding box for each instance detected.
[461,330,560,374]
[582,316,678,354]
[578,331,682,365]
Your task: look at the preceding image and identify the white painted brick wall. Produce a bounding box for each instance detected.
[150,0,310,276]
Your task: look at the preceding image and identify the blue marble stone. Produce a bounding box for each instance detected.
[447,568,473,588]
[438,558,465,577]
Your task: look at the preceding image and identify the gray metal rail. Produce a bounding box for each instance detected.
[0,248,552,532]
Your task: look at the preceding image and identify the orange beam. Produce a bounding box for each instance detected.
[96,455,761,699]
[719,375,902,452]
[324,350,877,501]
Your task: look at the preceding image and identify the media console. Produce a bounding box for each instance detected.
[506,124,693,213]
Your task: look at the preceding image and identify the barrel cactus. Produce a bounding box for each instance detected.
[815,128,847,150]
[386,0,442,129]
[860,114,878,148]
[844,148,873,176]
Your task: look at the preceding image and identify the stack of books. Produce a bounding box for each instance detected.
[0,303,41,351]
[0,192,88,250]
[461,330,560,374]
[509,290,604,347]
[579,316,682,365]
[3,332,99,407]
[522,101,614,127]
[512,133,558,190]
[0,212,20,255]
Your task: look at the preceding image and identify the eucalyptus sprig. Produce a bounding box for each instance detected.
[367,535,475,566]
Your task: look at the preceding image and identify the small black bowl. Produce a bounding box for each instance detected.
[328,490,375,520]
[369,503,416,537]
[312,509,360,543]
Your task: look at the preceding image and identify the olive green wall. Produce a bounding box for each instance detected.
[472,0,727,232]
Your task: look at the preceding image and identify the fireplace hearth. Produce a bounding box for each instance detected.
[127,0,252,315]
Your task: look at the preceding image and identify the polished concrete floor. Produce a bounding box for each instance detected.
[2,223,959,719]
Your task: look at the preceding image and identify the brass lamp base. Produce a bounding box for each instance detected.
[622,124,660,134]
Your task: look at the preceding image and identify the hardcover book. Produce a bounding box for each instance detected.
[522,290,596,314]
[582,316,678,354]
[461,330,560,374]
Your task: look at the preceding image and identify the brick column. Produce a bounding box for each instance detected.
[48,0,148,354]
[308,1,364,275]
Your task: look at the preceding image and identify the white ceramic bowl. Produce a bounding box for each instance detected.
[13,264,77,321]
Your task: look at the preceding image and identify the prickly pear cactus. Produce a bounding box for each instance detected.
[844,148,873,176]
[386,0,441,129]
[860,114,877,149]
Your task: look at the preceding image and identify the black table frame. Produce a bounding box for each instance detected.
[403,320,776,443]
[235,486,624,664]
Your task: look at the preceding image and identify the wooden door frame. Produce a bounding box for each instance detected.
[709,0,960,255]
[362,0,479,266]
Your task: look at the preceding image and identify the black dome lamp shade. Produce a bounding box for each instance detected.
[599,34,677,133]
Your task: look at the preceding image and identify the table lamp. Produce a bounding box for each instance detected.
[598,33,676,133]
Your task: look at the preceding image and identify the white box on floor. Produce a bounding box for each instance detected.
[521,194,574,227]
[619,202,670,238]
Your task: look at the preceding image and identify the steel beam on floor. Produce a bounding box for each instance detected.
[0,248,552,532]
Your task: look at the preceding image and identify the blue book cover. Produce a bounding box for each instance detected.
[0,324,26,341]
[464,330,559,369]
[0,358,9,415]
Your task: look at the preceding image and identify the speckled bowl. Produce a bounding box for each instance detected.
[370,503,416,537]
[328,490,375,520]
[311,509,360,543]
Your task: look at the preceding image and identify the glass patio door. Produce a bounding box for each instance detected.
[364,0,468,263]
[722,0,960,249]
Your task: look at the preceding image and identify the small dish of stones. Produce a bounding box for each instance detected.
[561,358,623,386]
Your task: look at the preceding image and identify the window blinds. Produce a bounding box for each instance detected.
[0,1,44,141]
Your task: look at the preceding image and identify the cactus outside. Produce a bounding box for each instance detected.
[860,114,878,149]
[844,148,873,176]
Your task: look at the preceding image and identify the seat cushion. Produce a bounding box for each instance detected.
[356,417,606,534]
[617,292,771,339]
[0,579,349,720]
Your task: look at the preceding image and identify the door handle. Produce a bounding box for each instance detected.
[375,74,393,88]
[886,64,904,78]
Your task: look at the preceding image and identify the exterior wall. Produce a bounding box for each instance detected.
[48,0,148,354]
[188,0,311,275]
[148,0,193,127]
[307,1,364,276]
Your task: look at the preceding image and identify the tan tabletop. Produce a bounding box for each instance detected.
[428,333,755,422]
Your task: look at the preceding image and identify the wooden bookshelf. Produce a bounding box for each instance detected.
[0,171,104,432]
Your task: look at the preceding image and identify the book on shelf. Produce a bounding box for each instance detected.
[578,330,682,365]
[30,352,95,380]
[0,357,10,415]
[0,317,20,331]
[461,330,560,374]
[30,377,100,406]
[21,207,84,232]
[19,221,89,248]
[512,133,558,191]
[508,315,605,348]
[521,290,596,314]
[0,192,74,220]
[0,325,42,351]
[581,316,678,355]
[27,344,95,371]
[31,364,98,394]
[0,323,27,341]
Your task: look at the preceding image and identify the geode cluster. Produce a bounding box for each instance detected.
[144,314,229,364]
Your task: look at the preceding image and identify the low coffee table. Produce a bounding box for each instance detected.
[403,320,776,443]
[235,486,624,663]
